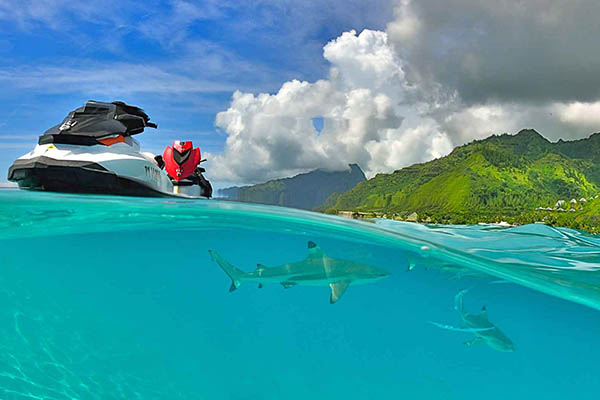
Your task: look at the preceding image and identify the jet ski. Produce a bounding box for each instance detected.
[7,100,212,198]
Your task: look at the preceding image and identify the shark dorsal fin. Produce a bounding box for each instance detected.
[479,305,488,319]
[329,280,351,304]
[256,263,267,272]
[307,241,324,259]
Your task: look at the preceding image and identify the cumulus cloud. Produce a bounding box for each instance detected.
[209,26,539,184]
[209,29,455,183]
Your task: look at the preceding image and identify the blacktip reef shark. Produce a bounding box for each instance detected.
[406,254,491,280]
[208,241,390,304]
[430,288,515,352]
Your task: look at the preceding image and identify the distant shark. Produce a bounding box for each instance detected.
[208,241,390,304]
[407,255,491,280]
[430,288,515,352]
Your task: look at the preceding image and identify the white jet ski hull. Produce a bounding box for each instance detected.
[8,141,206,198]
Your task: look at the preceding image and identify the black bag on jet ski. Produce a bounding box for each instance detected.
[38,100,157,146]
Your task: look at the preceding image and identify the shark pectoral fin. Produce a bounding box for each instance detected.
[429,321,495,333]
[329,280,351,304]
[281,282,296,289]
[406,253,420,271]
[429,321,463,331]
[229,283,237,292]
[464,337,485,347]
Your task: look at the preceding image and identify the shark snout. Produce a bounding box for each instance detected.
[369,269,391,280]
[358,266,390,280]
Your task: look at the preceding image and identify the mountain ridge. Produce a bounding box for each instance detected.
[218,164,366,210]
[318,129,600,224]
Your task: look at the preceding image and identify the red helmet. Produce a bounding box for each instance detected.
[163,140,201,181]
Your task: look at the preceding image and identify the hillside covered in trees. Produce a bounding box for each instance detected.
[319,130,600,225]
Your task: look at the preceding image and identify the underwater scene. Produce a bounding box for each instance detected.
[1,190,600,399]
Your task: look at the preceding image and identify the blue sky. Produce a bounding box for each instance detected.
[4,1,600,186]
[0,0,392,183]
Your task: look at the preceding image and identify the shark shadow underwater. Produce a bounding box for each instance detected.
[208,241,390,304]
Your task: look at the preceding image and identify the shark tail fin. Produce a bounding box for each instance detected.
[208,250,245,292]
[454,288,471,313]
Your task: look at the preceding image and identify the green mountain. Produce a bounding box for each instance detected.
[218,164,366,210]
[320,130,600,223]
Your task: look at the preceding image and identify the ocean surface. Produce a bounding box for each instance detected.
[1,189,599,399]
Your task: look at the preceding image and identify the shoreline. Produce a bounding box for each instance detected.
[331,206,600,234]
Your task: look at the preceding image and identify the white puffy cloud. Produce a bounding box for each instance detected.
[437,104,517,143]
[208,27,534,184]
[209,29,455,183]
[323,29,403,93]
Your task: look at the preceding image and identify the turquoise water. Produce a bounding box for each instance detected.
[1,190,600,399]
